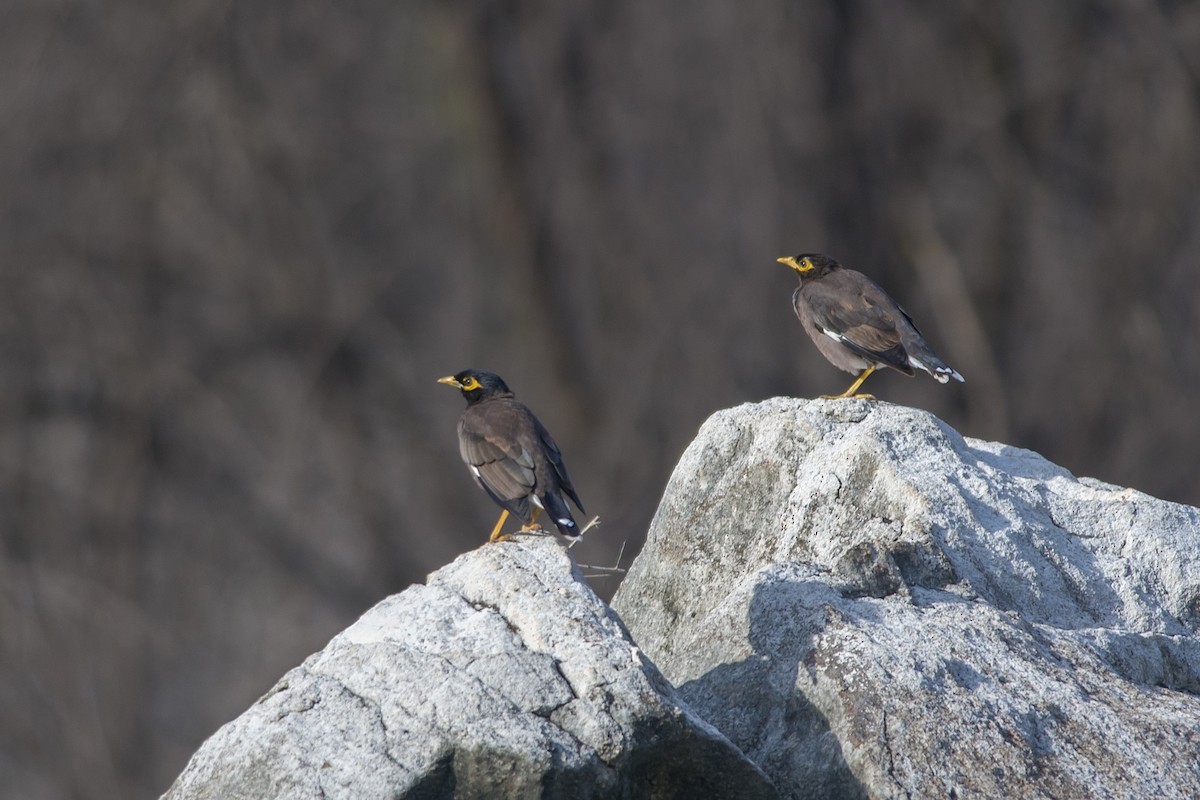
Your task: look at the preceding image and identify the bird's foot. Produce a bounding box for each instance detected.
[819,392,876,400]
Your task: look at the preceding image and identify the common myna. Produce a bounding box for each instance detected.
[777,253,963,398]
[438,369,586,542]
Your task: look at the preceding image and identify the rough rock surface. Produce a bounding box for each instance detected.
[163,538,777,800]
[612,397,1200,800]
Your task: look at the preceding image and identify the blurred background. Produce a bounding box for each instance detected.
[2,1,1198,797]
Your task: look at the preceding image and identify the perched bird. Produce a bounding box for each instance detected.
[777,253,963,398]
[437,369,586,542]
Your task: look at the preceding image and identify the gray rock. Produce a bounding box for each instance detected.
[163,538,777,800]
[612,397,1200,800]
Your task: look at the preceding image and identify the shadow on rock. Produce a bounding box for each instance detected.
[678,569,869,800]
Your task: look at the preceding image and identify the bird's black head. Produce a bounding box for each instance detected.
[437,369,513,405]
[777,253,841,282]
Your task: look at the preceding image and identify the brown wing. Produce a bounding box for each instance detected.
[457,400,538,520]
[532,418,584,514]
[801,270,915,374]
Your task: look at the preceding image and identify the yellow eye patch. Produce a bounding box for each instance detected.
[777,256,814,273]
[460,376,481,390]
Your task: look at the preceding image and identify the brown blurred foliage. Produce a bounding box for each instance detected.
[1,1,1198,796]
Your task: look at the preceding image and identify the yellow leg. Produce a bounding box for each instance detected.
[822,366,877,400]
[519,507,542,532]
[488,509,510,542]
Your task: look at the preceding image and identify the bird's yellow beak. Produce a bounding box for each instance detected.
[437,375,463,388]
[777,256,801,271]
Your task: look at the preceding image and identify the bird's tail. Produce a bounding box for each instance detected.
[907,341,964,384]
[541,492,583,539]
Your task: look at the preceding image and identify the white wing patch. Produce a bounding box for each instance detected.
[821,327,847,344]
